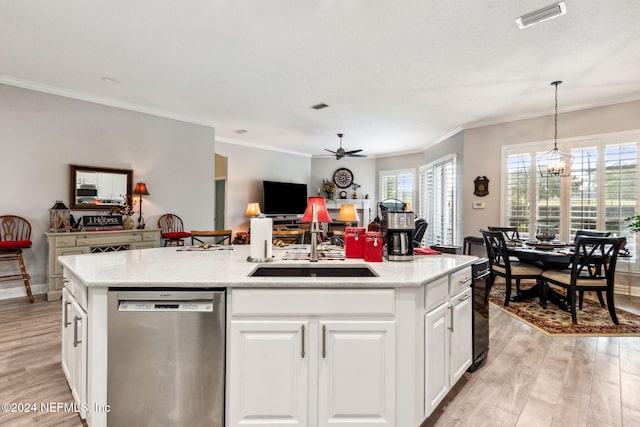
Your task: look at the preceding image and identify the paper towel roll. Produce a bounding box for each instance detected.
[249,217,273,261]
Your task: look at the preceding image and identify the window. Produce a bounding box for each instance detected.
[502,132,638,262]
[419,154,457,246]
[379,169,414,205]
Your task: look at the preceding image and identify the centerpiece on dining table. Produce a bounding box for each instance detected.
[535,223,556,242]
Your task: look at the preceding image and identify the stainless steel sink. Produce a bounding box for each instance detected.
[249,265,377,277]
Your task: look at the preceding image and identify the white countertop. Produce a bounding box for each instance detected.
[58,245,477,288]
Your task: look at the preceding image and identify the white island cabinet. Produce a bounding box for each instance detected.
[57,245,477,427]
[229,289,396,427]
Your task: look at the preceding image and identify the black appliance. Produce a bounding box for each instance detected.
[468,258,490,372]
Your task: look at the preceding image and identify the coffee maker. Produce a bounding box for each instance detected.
[385,211,415,261]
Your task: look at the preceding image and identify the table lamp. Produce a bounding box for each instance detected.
[245,202,261,217]
[336,204,359,227]
[132,182,149,229]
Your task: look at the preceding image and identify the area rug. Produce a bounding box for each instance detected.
[488,283,640,336]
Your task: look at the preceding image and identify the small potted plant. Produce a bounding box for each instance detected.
[626,214,640,233]
[322,179,337,200]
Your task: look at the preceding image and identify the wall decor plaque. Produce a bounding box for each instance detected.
[82,215,124,231]
[474,176,490,197]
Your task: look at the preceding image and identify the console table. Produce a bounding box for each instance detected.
[45,229,161,300]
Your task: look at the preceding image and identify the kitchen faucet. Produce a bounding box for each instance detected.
[309,203,320,262]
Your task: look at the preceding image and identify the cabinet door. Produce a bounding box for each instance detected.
[229,321,309,427]
[61,288,74,383]
[449,287,473,386]
[70,299,88,418]
[424,302,450,416]
[318,321,396,427]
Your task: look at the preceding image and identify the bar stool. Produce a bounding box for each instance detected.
[0,215,34,303]
[158,214,191,246]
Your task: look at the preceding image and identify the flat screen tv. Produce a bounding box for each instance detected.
[262,181,308,217]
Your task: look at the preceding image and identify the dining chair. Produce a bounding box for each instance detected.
[574,229,611,306]
[190,230,233,245]
[0,215,34,303]
[158,214,191,246]
[412,218,428,248]
[272,229,305,245]
[487,226,521,242]
[540,236,626,324]
[481,229,543,306]
[463,236,486,257]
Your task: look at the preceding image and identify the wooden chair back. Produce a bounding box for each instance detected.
[190,230,233,245]
[488,226,520,242]
[463,236,486,257]
[272,229,305,244]
[0,215,34,303]
[0,215,31,242]
[570,236,625,285]
[480,229,510,272]
[158,214,185,234]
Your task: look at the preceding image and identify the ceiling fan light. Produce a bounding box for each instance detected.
[516,2,566,29]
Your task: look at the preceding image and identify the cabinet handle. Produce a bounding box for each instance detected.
[64,301,71,327]
[460,277,472,285]
[448,305,454,332]
[73,316,81,348]
[322,325,326,358]
[301,325,305,358]
[458,294,471,302]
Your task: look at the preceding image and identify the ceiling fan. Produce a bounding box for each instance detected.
[324,133,367,160]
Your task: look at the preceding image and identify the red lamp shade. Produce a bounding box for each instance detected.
[301,197,333,223]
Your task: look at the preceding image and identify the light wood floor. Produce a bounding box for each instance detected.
[424,293,640,427]
[1,293,639,427]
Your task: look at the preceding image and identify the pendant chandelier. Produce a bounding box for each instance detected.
[539,81,572,177]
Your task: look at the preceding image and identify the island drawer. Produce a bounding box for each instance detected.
[450,267,472,296]
[231,288,395,317]
[424,276,448,311]
[76,234,142,246]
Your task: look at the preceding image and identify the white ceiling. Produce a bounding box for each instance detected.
[2,0,640,157]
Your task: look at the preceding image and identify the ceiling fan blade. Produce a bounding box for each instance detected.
[347,154,367,157]
[344,149,363,155]
[324,148,337,154]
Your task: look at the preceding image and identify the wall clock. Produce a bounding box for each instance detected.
[333,168,354,188]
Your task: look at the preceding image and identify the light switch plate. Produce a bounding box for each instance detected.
[472,202,485,209]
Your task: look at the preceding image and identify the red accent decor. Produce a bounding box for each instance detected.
[300,197,333,223]
[161,232,191,239]
[414,247,442,255]
[345,227,366,259]
[364,232,383,262]
[0,240,32,250]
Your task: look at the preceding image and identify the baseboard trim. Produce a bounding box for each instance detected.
[0,283,48,301]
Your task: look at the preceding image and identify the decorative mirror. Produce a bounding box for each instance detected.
[69,165,133,210]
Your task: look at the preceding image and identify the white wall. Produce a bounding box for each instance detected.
[463,100,640,239]
[0,84,215,300]
[215,142,311,234]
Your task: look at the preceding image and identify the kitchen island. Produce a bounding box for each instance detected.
[58,245,478,427]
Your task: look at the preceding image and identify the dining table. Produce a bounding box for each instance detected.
[506,242,574,310]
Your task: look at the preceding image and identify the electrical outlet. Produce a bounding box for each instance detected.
[472,202,485,209]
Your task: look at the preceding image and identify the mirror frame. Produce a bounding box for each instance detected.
[69,164,133,210]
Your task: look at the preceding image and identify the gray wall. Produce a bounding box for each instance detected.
[215,141,311,234]
[0,84,215,299]
[463,100,640,239]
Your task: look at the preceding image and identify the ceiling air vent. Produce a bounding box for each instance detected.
[311,103,329,110]
[234,129,248,134]
[516,2,566,29]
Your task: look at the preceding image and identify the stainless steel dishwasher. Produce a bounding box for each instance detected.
[107,289,225,427]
